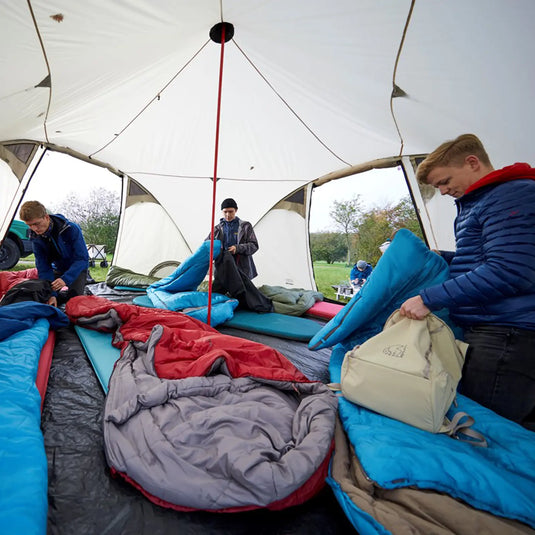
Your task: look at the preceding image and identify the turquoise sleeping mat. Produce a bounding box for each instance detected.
[133,294,158,307]
[222,310,323,342]
[133,295,322,341]
[74,326,121,393]
[114,285,147,292]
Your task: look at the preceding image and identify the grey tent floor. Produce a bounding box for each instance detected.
[43,289,353,535]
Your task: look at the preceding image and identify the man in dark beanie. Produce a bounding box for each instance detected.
[207,198,259,280]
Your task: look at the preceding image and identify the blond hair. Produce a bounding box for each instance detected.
[19,200,48,221]
[416,134,492,184]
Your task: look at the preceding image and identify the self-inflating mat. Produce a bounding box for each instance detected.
[36,330,56,411]
[136,292,322,341]
[305,301,344,320]
[75,326,120,393]
[0,302,69,535]
[66,295,338,513]
[223,310,323,342]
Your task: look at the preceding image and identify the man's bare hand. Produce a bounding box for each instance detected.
[51,278,66,292]
[399,295,431,320]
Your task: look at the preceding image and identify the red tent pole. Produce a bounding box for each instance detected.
[207,23,226,326]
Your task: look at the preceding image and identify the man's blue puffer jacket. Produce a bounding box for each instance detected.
[421,168,535,330]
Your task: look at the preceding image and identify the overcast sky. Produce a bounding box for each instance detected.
[309,166,410,231]
[23,151,410,231]
[23,151,120,211]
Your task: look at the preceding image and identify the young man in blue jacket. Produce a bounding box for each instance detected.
[400,134,535,429]
[19,200,89,307]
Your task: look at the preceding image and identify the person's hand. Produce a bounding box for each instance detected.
[399,295,431,320]
[228,246,237,255]
[51,277,66,292]
[47,296,58,307]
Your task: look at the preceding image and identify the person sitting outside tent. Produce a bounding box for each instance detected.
[207,198,259,280]
[350,260,373,289]
[399,133,535,430]
[19,200,89,307]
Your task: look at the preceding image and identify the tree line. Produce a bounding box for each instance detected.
[53,188,120,254]
[52,188,422,269]
[311,195,423,267]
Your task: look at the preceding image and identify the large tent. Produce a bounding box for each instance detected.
[1,1,534,288]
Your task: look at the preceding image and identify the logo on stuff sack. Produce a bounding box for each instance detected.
[383,344,406,358]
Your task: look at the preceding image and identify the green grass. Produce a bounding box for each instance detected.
[89,254,113,282]
[10,256,351,301]
[312,261,352,301]
[10,254,112,282]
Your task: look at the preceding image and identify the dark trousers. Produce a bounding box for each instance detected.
[55,269,88,305]
[460,324,535,431]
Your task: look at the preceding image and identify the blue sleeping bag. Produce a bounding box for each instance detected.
[329,344,535,531]
[0,302,69,535]
[148,240,221,295]
[146,240,238,326]
[309,229,453,351]
[320,231,535,532]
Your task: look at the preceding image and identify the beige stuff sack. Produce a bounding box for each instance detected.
[337,310,485,444]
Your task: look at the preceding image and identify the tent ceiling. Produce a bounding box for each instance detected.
[1,1,534,228]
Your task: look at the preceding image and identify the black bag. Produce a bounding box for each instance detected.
[213,251,273,313]
[0,279,53,306]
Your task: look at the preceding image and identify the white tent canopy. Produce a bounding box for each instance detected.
[1,1,534,288]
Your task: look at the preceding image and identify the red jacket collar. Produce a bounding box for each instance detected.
[464,162,535,195]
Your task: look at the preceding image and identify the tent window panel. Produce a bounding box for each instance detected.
[4,143,37,164]
[285,189,305,205]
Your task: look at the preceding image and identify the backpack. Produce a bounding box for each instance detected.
[0,278,52,306]
[334,310,486,445]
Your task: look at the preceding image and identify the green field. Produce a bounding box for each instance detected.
[11,254,112,284]
[312,261,352,301]
[11,257,352,302]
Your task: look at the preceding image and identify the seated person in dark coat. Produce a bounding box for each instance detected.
[350,260,373,288]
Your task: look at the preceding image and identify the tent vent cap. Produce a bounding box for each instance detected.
[210,22,234,43]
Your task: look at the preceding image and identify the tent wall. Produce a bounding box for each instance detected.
[254,184,315,289]
[0,142,44,238]
[1,2,534,284]
[402,156,456,252]
[113,178,192,276]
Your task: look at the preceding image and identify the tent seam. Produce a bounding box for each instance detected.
[26,0,52,144]
[232,40,351,168]
[89,40,211,159]
[390,0,416,158]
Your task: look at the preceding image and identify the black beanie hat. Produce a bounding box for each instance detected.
[221,198,238,210]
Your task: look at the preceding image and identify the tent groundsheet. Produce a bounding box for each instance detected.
[43,295,353,533]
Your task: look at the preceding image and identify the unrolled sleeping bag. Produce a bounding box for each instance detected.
[66,295,338,512]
